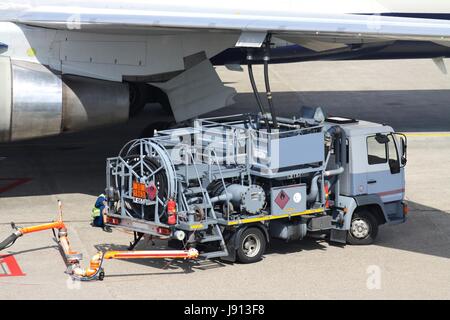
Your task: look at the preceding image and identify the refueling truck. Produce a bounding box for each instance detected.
[103,107,408,263]
[0,35,409,274]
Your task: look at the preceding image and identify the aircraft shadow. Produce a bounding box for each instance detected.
[0,90,449,264]
[210,90,450,132]
[1,90,449,199]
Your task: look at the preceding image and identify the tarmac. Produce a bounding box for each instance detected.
[0,59,449,299]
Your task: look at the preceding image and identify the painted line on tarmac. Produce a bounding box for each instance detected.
[0,255,26,277]
[404,133,450,137]
[0,178,32,194]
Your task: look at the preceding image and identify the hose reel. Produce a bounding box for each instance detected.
[113,139,178,221]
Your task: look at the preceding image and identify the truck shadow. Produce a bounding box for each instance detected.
[266,236,330,255]
[265,201,450,260]
[92,238,330,276]
[93,199,450,277]
[94,242,228,276]
[374,201,450,259]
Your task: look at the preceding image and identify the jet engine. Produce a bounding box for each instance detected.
[0,57,130,142]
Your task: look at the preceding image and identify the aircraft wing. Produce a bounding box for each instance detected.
[4,2,450,124]
[3,3,450,45]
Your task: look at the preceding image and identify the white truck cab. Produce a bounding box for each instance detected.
[325,117,408,244]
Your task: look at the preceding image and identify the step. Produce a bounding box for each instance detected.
[200,250,229,259]
[199,235,223,243]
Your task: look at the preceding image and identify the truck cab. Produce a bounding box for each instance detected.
[325,117,408,244]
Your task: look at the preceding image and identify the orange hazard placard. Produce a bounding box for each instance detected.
[132,181,147,199]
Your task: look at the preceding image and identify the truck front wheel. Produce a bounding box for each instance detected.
[236,228,266,263]
[347,209,379,245]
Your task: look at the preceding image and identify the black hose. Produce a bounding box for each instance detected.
[247,63,271,132]
[0,233,19,251]
[263,40,279,129]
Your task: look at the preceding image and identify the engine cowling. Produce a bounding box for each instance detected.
[0,57,130,142]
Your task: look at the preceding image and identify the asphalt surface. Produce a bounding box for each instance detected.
[0,59,449,299]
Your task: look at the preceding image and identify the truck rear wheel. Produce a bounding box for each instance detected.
[236,228,266,263]
[347,209,379,245]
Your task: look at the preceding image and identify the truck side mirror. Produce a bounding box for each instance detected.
[401,157,407,166]
[400,139,405,165]
[395,133,408,167]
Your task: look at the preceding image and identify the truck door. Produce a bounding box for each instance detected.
[366,133,405,205]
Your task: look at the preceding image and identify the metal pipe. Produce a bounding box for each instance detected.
[326,125,347,206]
[307,174,321,202]
[209,193,232,204]
[340,129,348,166]
[307,166,344,203]
[263,113,298,128]
[325,167,345,177]
[187,197,202,204]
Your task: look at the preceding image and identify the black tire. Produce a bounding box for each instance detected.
[347,209,379,245]
[236,228,266,263]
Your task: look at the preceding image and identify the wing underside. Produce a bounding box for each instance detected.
[4,5,450,44]
[3,2,450,122]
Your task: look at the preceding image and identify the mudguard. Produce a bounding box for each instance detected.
[221,223,270,262]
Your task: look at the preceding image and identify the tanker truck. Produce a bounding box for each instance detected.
[103,108,408,263]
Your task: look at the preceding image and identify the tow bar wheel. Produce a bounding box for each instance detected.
[237,228,266,263]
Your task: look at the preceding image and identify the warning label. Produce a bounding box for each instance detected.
[275,190,290,209]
